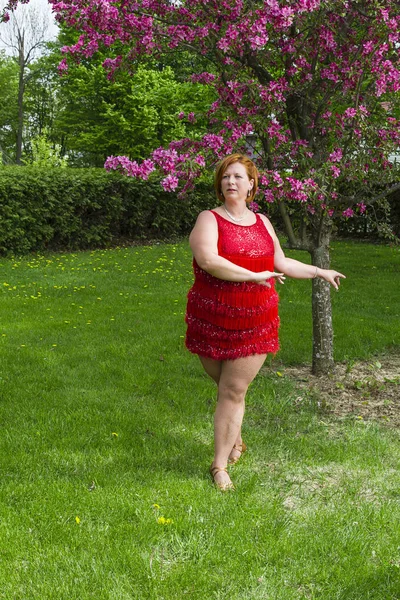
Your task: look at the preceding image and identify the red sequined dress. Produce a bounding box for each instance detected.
[185,210,279,360]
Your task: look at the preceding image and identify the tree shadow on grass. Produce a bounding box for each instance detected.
[335,565,400,600]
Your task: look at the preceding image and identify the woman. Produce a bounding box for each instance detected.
[185,153,345,490]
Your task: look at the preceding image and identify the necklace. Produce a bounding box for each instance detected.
[223,204,247,223]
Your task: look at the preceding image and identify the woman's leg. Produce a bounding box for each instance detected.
[199,356,222,385]
[199,356,244,460]
[212,354,267,487]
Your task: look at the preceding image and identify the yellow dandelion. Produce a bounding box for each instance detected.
[75,516,81,524]
[152,503,160,509]
[157,516,173,525]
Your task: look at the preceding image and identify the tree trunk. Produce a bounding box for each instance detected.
[16,39,25,165]
[311,243,334,375]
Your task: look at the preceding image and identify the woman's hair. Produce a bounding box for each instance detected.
[214,153,259,204]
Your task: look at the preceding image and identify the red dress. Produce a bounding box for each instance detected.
[185,210,279,360]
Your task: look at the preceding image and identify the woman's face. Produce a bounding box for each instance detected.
[221,161,254,202]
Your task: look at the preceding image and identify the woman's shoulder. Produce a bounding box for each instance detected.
[196,209,220,222]
[258,212,271,225]
[257,213,272,228]
[258,213,277,237]
[191,210,219,234]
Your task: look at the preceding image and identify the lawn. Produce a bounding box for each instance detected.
[0,240,399,600]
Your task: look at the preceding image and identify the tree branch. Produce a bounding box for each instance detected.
[367,182,400,205]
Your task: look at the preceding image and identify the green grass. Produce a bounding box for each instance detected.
[0,240,399,600]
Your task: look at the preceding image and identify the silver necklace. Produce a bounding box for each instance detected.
[223,204,247,223]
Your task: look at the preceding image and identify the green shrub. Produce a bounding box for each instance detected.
[0,167,214,255]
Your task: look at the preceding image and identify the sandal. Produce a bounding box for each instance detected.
[228,441,247,465]
[209,465,235,491]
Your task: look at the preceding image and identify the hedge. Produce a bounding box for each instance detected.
[1,167,397,256]
[0,167,214,255]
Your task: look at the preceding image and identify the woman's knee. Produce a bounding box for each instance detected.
[218,381,248,404]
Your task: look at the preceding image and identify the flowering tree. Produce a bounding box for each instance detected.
[2,0,399,373]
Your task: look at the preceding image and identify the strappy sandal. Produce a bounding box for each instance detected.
[228,441,247,465]
[209,465,235,491]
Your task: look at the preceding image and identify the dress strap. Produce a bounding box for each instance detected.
[209,209,259,227]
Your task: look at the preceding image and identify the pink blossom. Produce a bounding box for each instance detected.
[249,33,269,50]
[329,148,343,163]
[344,108,357,119]
[331,165,341,178]
[58,58,69,75]
[217,37,230,53]
[190,72,216,84]
[342,208,354,218]
[140,159,156,180]
[272,172,283,186]
[194,155,205,167]
[287,177,304,192]
[357,202,367,214]
[303,178,317,188]
[249,202,260,213]
[264,190,275,203]
[202,134,224,152]
[102,56,122,75]
[363,41,375,55]
[152,148,179,174]
[161,175,179,192]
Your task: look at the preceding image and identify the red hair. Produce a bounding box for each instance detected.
[215,153,259,203]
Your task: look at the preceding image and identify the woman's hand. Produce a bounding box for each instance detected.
[254,271,286,286]
[317,269,346,290]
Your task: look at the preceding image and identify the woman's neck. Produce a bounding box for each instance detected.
[222,201,249,223]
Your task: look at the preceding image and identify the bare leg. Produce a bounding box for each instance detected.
[199,356,222,385]
[212,354,267,488]
[228,401,246,463]
[199,356,244,461]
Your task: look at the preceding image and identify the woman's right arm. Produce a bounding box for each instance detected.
[189,211,283,284]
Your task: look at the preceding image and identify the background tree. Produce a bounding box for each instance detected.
[0,2,50,163]
[23,50,59,140]
[0,51,18,162]
[20,26,217,166]
[54,61,216,166]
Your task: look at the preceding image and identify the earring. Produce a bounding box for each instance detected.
[247,189,251,197]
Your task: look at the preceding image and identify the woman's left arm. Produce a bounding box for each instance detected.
[260,216,346,291]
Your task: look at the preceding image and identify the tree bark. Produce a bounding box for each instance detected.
[16,33,25,165]
[16,63,24,164]
[311,242,334,375]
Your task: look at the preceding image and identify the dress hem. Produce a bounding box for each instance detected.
[185,341,279,361]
